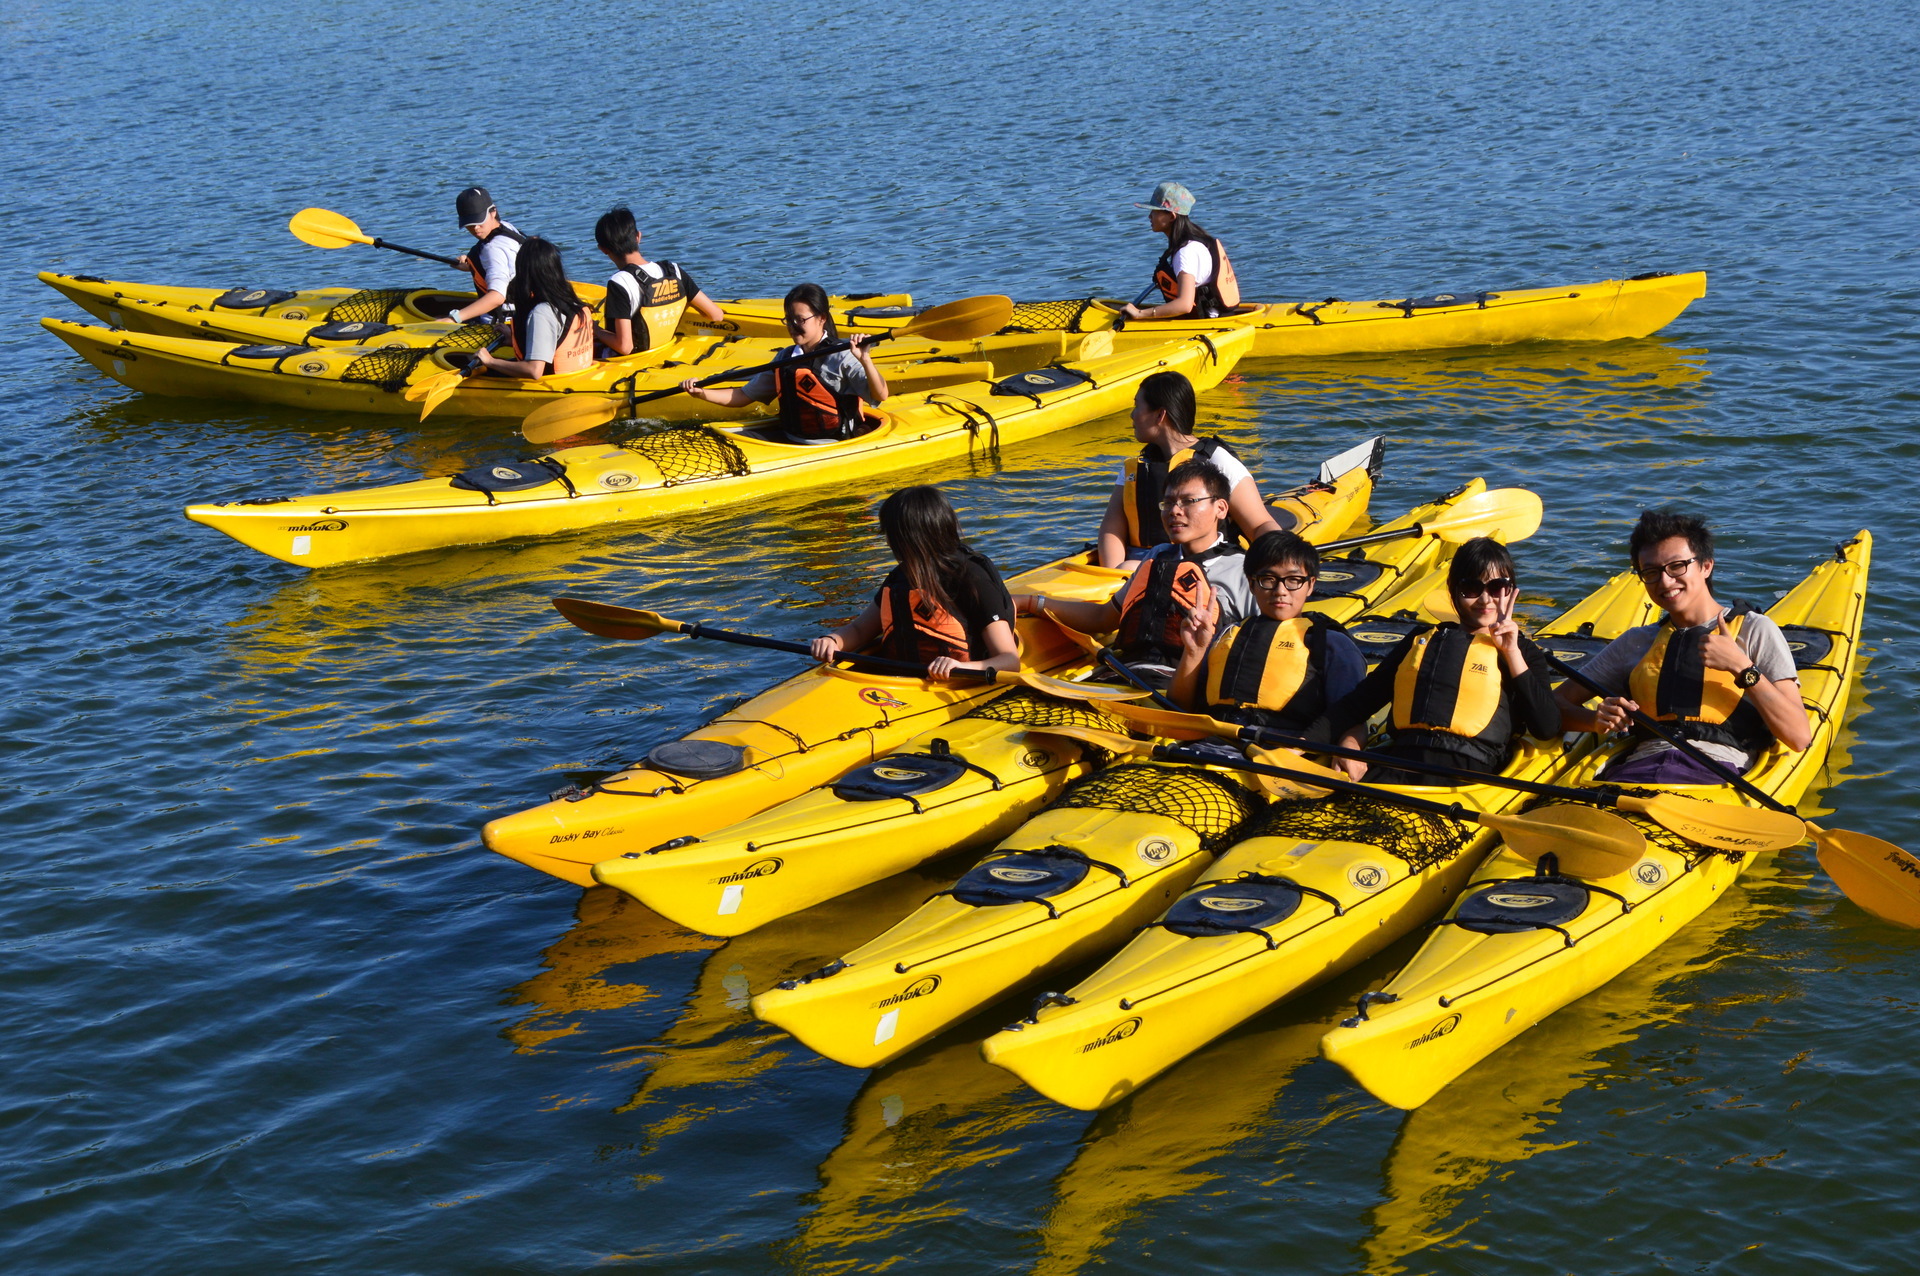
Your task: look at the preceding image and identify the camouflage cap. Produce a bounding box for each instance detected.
[1133,181,1195,216]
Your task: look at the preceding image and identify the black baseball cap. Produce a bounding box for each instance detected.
[455,186,495,227]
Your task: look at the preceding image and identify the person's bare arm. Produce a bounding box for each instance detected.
[1096,486,1131,568]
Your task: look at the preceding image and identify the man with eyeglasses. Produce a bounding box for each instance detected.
[1013,460,1252,688]
[1169,530,1368,737]
[1554,509,1811,784]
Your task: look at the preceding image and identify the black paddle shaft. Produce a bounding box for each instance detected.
[1152,744,1482,823]
[1224,720,1612,804]
[1541,652,1794,815]
[629,332,895,407]
[368,237,468,270]
[1110,283,1162,333]
[679,620,988,682]
[1317,524,1425,554]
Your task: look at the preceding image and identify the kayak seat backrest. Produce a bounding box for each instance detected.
[450,458,569,496]
[989,365,1095,404]
[832,749,974,803]
[951,848,1093,907]
[997,298,1099,335]
[1451,877,1590,934]
[1310,557,1388,600]
[213,287,298,310]
[645,739,748,780]
[1346,617,1427,665]
[1161,875,1306,937]
[324,288,414,324]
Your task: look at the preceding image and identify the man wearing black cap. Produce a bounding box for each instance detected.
[448,186,526,324]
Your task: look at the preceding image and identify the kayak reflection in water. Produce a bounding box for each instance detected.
[1553,508,1811,784]
[469,237,593,381]
[1169,529,1368,747]
[807,485,1020,681]
[1017,460,1253,691]
[1096,369,1281,566]
[680,282,890,445]
[1119,179,1242,323]
[1314,537,1562,783]
[590,204,725,357]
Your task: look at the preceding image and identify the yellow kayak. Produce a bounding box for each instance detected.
[591,450,1441,936]
[977,568,1658,1109]
[181,326,1252,568]
[1319,532,1869,1110]
[40,315,1082,420]
[694,272,1707,359]
[36,269,905,345]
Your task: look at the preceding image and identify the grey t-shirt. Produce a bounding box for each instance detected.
[1576,605,1798,767]
[743,344,874,404]
[520,302,567,365]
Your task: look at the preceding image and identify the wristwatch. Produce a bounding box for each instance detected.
[447,310,464,324]
[1735,664,1762,690]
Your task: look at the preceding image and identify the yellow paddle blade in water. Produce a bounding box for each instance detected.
[551,597,683,640]
[522,394,623,443]
[1815,825,1920,929]
[288,206,371,249]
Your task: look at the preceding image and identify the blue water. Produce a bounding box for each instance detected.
[5,0,1917,1270]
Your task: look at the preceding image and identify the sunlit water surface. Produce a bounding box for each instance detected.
[3,0,1917,1271]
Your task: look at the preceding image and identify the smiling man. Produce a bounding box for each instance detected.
[1555,509,1812,783]
[1016,459,1253,689]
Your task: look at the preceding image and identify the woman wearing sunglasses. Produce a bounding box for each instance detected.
[1313,537,1560,783]
[1170,530,1367,736]
[680,282,890,443]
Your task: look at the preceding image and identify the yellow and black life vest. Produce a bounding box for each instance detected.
[776,358,873,440]
[1113,542,1228,666]
[1152,232,1240,317]
[510,304,594,375]
[1391,624,1506,741]
[464,223,527,298]
[610,262,692,353]
[1627,607,1772,754]
[876,549,999,664]
[1204,614,1328,730]
[1121,436,1235,550]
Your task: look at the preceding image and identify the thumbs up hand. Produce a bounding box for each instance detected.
[1702,614,1754,674]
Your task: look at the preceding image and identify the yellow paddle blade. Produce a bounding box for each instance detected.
[1243,745,1337,800]
[1026,724,1154,756]
[1034,605,1106,657]
[1104,699,1237,742]
[1005,669,1153,702]
[1617,793,1807,853]
[288,206,371,250]
[1420,587,1461,625]
[1076,329,1115,360]
[551,597,684,640]
[403,366,464,403]
[893,294,1015,343]
[1815,825,1920,929]
[522,394,623,443]
[1485,803,1646,879]
[1423,487,1544,545]
[417,378,463,421]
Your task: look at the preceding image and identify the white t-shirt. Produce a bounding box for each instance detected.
[1112,444,1253,493]
[1170,241,1214,286]
[476,223,522,297]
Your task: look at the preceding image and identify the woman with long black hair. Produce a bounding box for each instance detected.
[1313,536,1562,783]
[808,486,1020,679]
[1119,181,1242,322]
[471,237,593,380]
[681,282,891,444]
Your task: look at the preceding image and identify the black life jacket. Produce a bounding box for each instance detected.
[775,353,870,440]
[1389,623,1511,768]
[1205,613,1341,732]
[1113,540,1234,666]
[1627,603,1774,756]
[1121,436,1236,551]
[1153,231,1238,318]
[876,548,999,664]
[610,261,692,353]
[464,223,528,300]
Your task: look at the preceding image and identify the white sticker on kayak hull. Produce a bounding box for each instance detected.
[718,883,743,915]
[291,535,311,557]
[874,1009,898,1046]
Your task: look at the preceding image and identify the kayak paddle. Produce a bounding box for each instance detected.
[1100,699,1807,855]
[1543,651,1915,920]
[549,596,1149,702]
[518,294,1017,443]
[1025,723,1343,801]
[1153,742,1650,879]
[288,206,467,270]
[1314,487,1545,555]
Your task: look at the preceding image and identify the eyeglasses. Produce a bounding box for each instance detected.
[1455,577,1516,599]
[1251,573,1313,592]
[1635,556,1699,582]
[784,311,822,330]
[1157,494,1217,512]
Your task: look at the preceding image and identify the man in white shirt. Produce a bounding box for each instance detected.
[447,186,525,324]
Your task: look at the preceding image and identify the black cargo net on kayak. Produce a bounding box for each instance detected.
[339,345,438,392]
[1049,763,1260,851]
[325,289,414,324]
[436,323,501,352]
[964,689,1117,733]
[620,427,751,485]
[1244,792,1473,874]
[996,298,1100,334]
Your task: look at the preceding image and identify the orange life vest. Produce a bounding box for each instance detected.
[464,223,527,299]
[876,549,1002,664]
[511,304,594,375]
[1627,608,1772,755]
[775,360,872,440]
[1153,232,1240,316]
[1113,542,1226,666]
